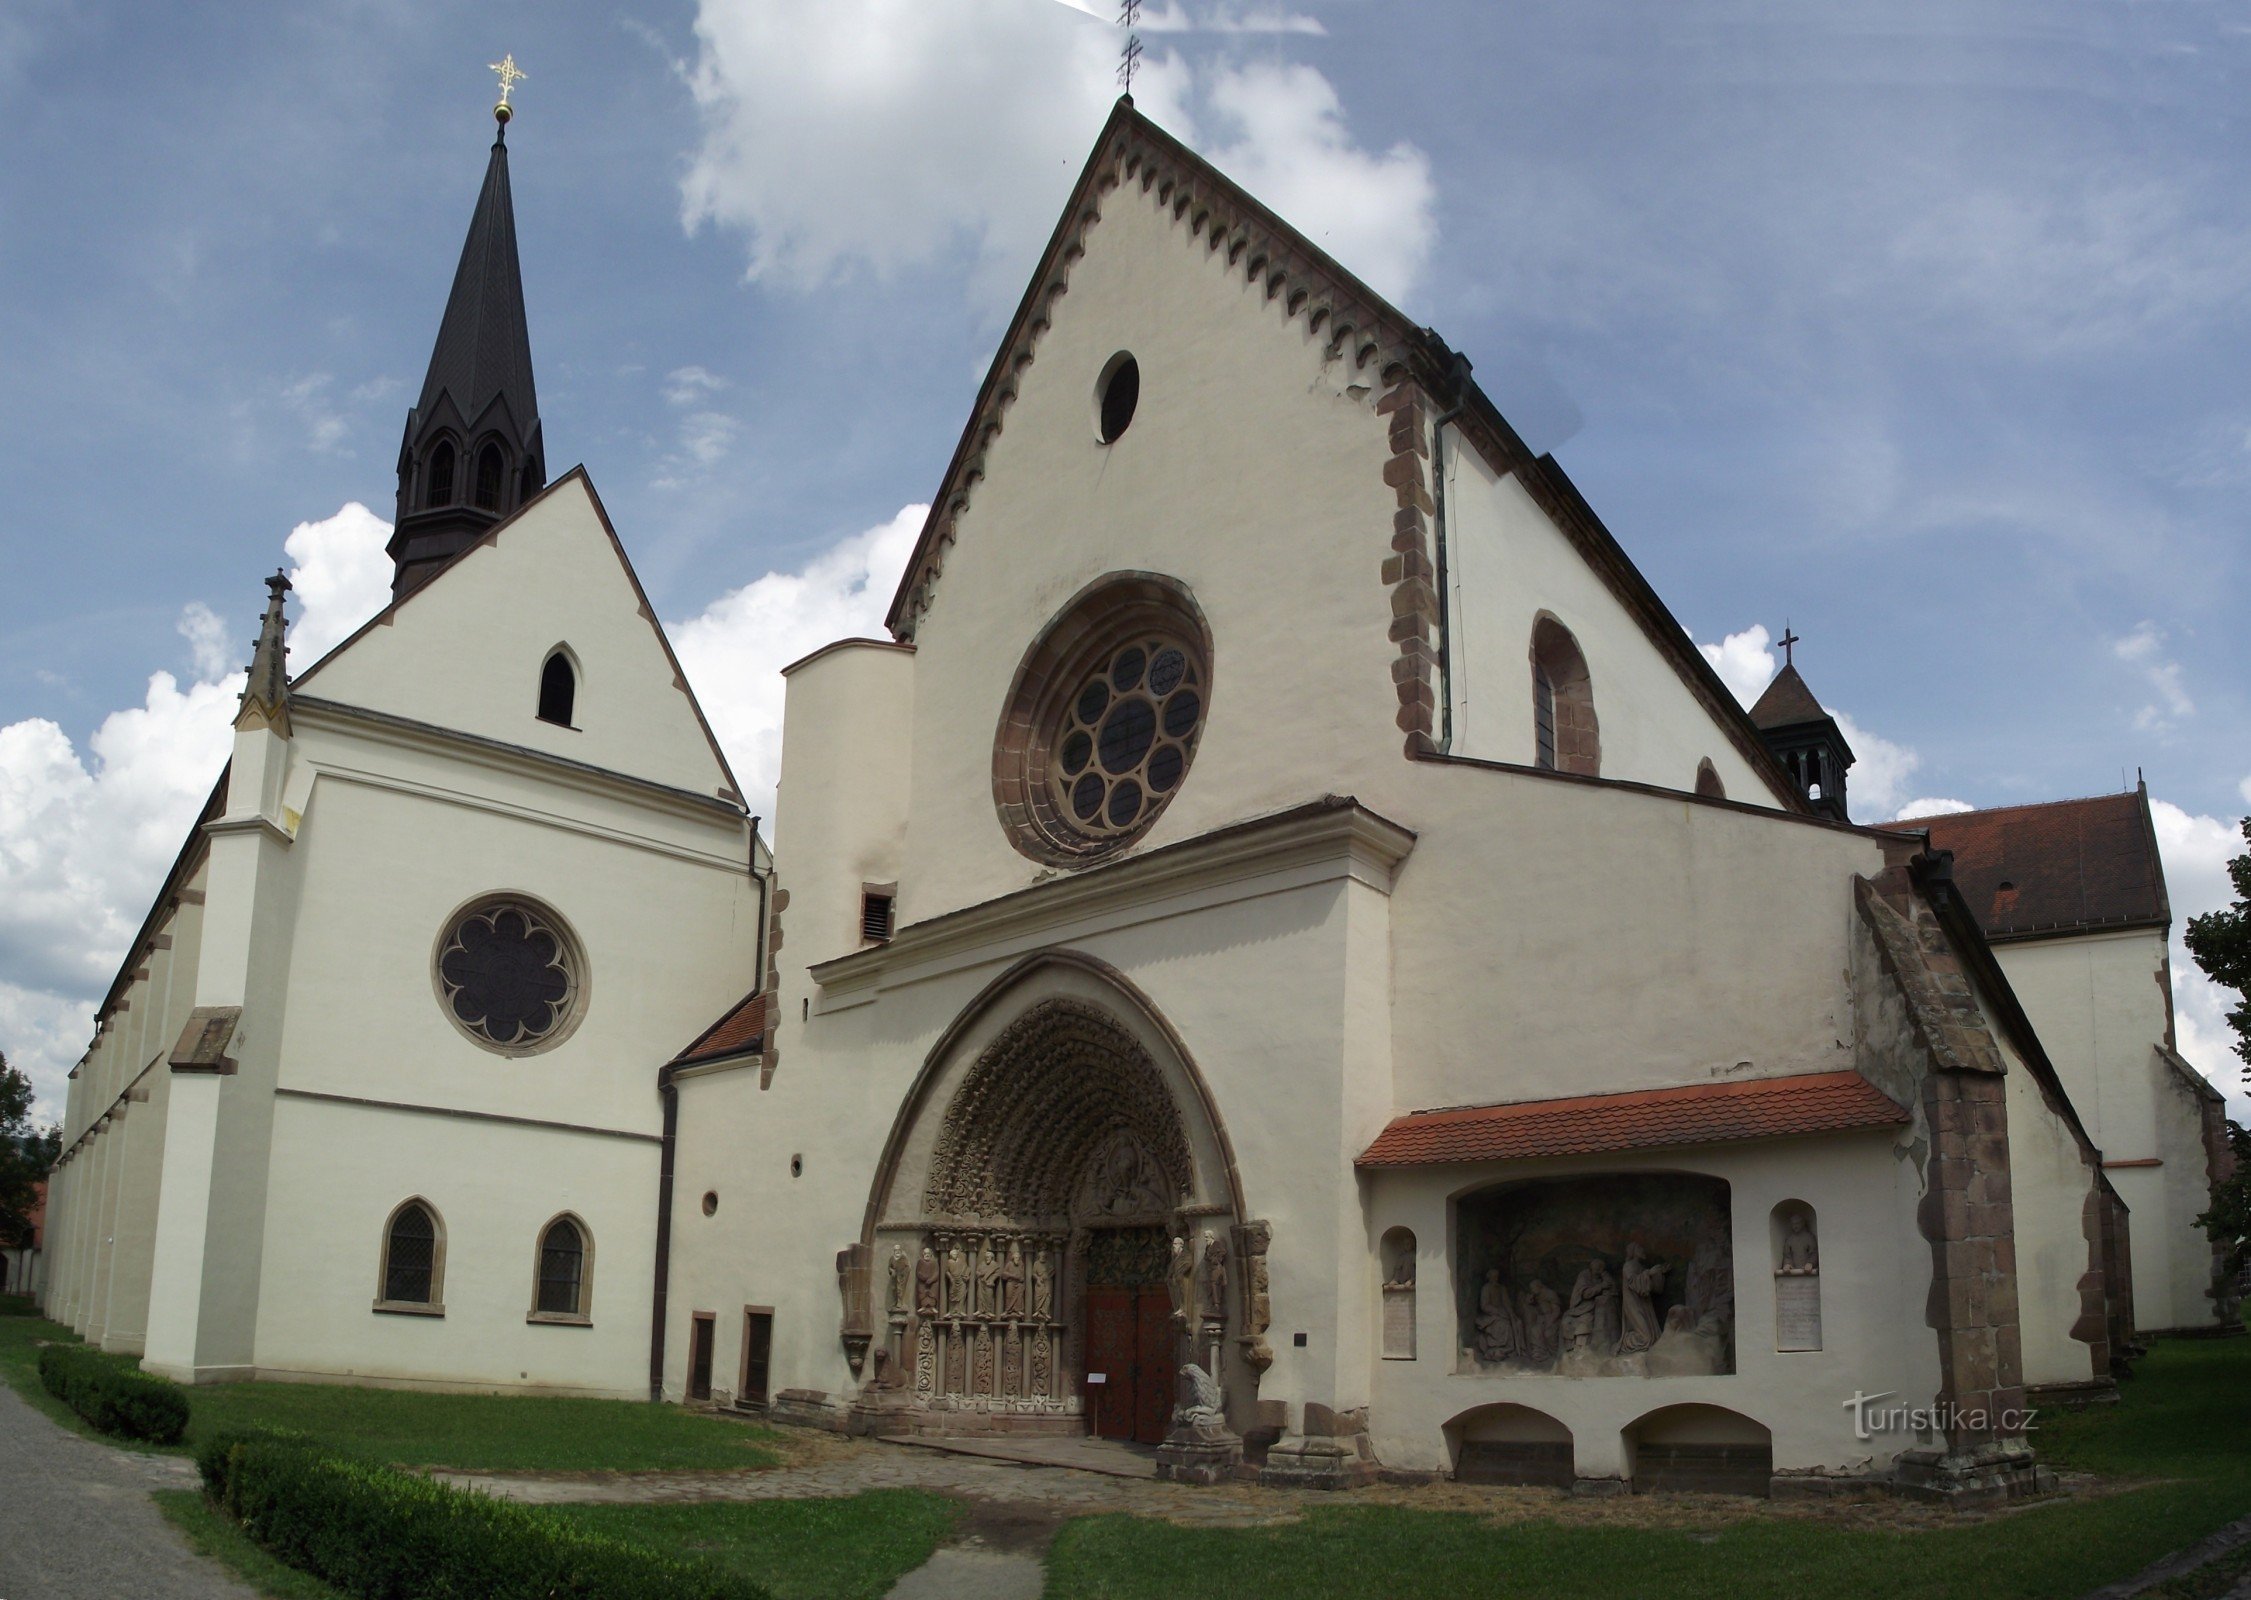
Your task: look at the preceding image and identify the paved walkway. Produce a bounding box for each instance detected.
[0,1382,248,1600]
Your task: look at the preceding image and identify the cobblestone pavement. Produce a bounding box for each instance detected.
[0,1382,247,1600]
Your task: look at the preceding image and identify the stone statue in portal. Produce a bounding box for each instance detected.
[1474,1268,1518,1361]
[915,1246,941,1314]
[1174,1360,1224,1426]
[1520,1278,1562,1363]
[1200,1231,1229,1323]
[1779,1212,1819,1275]
[1616,1242,1667,1356]
[888,1247,910,1313]
[976,1239,1001,1318]
[1167,1234,1195,1324]
[1561,1257,1619,1354]
[1000,1240,1027,1318]
[1031,1250,1054,1320]
[944,1244,970,1317]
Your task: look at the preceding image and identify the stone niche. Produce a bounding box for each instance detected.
[1455,1173,1735,1378]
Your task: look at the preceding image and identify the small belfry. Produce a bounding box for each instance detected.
[1749,628,1856,821]
[387,57,545,596]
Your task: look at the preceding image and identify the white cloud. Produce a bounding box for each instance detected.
[662,365,731,407]
[679,0,1433,311]
[280,372,351,455]
[177,601,234,682]
[1892,797,1974,821]
[670,505,924,832]
[2240,775,2251,808]
[1699,623,1775,709]
[0,506,390,1123]
[2114,621,2195,733]
[2150,799,2248,1111]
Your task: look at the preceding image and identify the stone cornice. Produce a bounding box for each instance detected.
[811,796,1415,1006]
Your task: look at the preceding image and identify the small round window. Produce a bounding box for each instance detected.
[994,574,1211,865]
[1097,353,1139,443]
[433,896,586,1055]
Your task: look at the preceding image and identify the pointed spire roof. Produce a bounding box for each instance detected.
[415,126,539,437]
[236,570,292,735]
[1748,663,1828,731]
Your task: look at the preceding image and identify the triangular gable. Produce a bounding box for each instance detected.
[889,98,1806,811]
[295,468,742,804]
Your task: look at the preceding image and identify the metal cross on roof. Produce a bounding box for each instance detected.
[1779,624,1800,667]
[490,53,526,113]
[1117,0,1143,94]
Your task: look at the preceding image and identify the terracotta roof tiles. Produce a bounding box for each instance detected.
[1913,791,2168,940]
[670,991,767,1069]
[1357,1069,1907,1168]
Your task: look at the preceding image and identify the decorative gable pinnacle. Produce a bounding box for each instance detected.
[235,569,292,737]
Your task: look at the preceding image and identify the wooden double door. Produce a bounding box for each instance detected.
[1084,1285,1175,1444]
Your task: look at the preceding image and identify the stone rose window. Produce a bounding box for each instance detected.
[434,897,585,1054]
[994,575,1212,865]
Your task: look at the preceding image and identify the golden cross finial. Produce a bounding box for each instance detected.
[489,53,526,115]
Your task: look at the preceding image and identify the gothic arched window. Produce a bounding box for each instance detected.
[378,1199,444,1312]
[425,441,457,509]
[1695,758,1726,799]
[532,1215,590,1320]
[474,442,505,511]
[1528,616,1599,777]
[537,651,575,727]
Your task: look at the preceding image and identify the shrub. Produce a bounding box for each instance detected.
[38,1344,190,1445]
[202,1435,771,1600]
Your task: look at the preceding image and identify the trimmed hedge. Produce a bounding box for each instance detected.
[198,1433,771,1600]
[38,1344,189,1444]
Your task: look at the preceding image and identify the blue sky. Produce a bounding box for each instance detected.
[2,0,2247,1117]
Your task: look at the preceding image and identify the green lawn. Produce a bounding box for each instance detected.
[551,1492,964,1600]
[1046,1338,2251,1600]
[0,1312,782,1472]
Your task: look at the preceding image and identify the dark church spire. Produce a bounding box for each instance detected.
[388,85,545,597]
[1750,646,1856,823]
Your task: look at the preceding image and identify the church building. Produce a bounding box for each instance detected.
[38,95,2229,1502]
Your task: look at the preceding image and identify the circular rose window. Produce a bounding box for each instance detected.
[994,574,1211,865]
[433,897,586,1054]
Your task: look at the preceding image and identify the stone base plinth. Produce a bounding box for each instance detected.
[846,1392,922,1436]
[767,1389,849,1432]
[1156,1422,1243,1486]
[1891,1444,2055,1507]
[1259,1433,1377,1490]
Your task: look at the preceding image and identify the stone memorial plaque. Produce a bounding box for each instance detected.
[1775,1274,1821,1351]
[1382,1286,1416,1360]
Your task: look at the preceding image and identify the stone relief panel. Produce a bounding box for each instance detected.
[1770,1201,1821,1353]
[1455,1174,1735,1378]
[1381,1227,1417,1361]
[882,1225,1071,1415]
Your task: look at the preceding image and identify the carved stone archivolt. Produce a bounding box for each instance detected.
[923,999,1192,1222]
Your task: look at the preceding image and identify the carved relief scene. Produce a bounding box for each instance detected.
[1456,1174,1735,1378]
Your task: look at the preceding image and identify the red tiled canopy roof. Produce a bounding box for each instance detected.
[1912,792,2168,941]
[1357,1070,1907,1168]
[670,991,767,1069]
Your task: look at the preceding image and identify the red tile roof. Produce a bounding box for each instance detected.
[670,991,767,1069]
[1357,1070,1907,1168]
[1913,791,2168,940]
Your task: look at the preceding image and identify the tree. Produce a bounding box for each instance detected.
[2186,818,2251,1299]
[0,1053,59,1251]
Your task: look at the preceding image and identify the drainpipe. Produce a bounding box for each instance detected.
[1424,339,1475,754]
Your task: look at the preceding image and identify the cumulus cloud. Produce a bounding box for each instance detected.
[2149,800,2249,1112]
[1698,623,1776,709]
[0,506,392,1122]
[679,0,1433,311]
[2114,622,2195,733]
[1892,797,1975,821]
[662,365,731,407]
[669,505,924,831]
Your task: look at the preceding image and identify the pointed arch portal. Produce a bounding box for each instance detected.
[852,952,1255,1439]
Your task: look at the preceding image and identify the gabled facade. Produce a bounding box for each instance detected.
[660,102,2122,1499]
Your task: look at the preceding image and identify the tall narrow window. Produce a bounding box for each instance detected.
[538,652,575,726]
[425,442,457,508]
[535,1216,587,1318]
[1528,616,1599,777]
[474,442,505,510]
[378,1200,443,1311]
